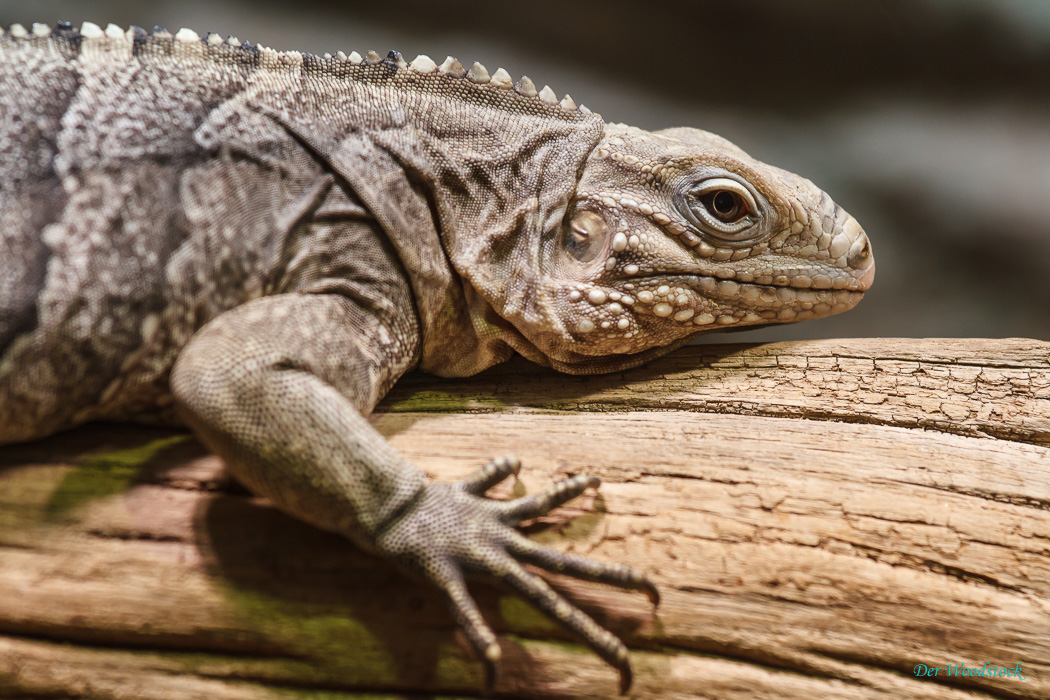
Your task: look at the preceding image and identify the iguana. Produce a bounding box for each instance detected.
[0,20,875,694]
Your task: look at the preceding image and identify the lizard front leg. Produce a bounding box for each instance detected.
[171,293,656,692]
[170,293,425,544]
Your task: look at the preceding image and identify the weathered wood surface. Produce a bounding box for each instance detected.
[1,338,1048,699]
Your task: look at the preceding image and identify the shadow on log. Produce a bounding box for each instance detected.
[1,339,1048,699]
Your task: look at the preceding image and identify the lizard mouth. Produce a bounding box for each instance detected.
[855,259,876,292]
[613,238,876,296]
[608,273,867,325]
[622,271,870,297]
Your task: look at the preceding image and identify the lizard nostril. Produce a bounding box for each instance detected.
[848,233,876,290]
[848,235,873,271]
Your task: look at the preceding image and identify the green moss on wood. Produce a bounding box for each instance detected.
[45,434,189,518]
[383,390,507,413]
[499,596,558,633]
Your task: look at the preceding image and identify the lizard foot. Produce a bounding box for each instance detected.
[374,457,657,695]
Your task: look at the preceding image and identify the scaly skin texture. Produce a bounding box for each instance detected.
[0,21,874,693]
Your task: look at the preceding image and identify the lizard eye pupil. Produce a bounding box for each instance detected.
[705,190,746,222]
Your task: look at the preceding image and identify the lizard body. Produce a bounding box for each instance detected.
[0,21,875,692]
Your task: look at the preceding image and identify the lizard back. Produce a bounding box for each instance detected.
[0,23,607,439]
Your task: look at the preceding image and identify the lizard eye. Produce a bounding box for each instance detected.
[679,177,759,241]
[562,209,608,263]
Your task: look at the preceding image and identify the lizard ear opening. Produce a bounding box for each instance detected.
[561,209,608,263]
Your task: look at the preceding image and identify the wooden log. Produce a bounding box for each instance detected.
[1,338,1047,699]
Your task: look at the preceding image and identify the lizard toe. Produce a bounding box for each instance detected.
[505,531,659,606]
[457,456,522,495]
[496,473,600,524]
[496,555,634,694]
[429,558,503,693]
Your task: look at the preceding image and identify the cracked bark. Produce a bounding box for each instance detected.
[1,338,1048,699]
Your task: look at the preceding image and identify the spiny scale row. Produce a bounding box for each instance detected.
[0,21,284,51]
[0,21,589,114]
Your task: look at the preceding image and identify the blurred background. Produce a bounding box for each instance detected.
[2,0,1048,342]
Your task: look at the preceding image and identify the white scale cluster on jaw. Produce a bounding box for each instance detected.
[1,22,591,116]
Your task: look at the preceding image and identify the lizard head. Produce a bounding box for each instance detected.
[532,122,874,367]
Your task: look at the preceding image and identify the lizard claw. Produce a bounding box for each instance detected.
[374,458,656,694]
